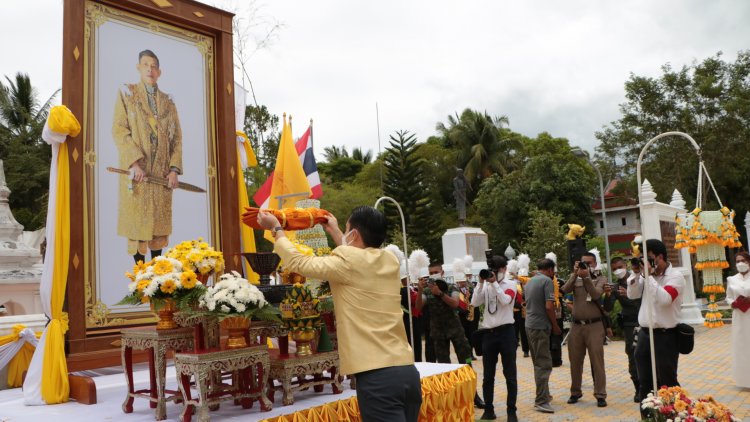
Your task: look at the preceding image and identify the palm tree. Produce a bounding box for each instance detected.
[0,73,58,146]
[436,108,521,186]
[0,73,58,230]
[322,145,349,162]
[351,147,372,164]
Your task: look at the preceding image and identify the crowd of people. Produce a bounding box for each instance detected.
[259,206,750,422]
[398,238,733,421]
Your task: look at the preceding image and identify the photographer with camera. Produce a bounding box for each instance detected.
[561,252,608,407]
[627,239,685,418]
[471,256,518,421]
[610,256,642,402]
[415,261,484,409]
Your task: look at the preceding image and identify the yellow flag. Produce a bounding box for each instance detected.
[237,143,260,284]
[264,116,311,242]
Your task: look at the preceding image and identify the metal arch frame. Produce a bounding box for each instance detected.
[636,131,701,396]
[373,196,415,349]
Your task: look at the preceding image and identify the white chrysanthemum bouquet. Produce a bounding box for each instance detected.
[198,271,279,321]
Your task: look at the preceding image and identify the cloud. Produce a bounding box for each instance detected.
[2,0,749,162]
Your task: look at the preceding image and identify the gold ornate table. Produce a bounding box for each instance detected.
[268,349,342,406]
[175,346,273,422]
[121,327,195,421]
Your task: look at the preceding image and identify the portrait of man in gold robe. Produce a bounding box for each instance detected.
[112,49,182,263]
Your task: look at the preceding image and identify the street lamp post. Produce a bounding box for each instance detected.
[572,148,612,285]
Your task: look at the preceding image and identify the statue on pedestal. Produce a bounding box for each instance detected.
[452,168,471,226]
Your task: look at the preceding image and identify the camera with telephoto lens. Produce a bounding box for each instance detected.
[479,269,492,280]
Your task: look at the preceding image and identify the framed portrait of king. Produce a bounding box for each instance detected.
[62,0,241,368]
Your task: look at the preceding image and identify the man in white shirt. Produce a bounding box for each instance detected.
[471,256,518,422]
[627,239,685,415]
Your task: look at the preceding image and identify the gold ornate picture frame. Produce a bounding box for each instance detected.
[63,0,239,369]
[81,1,220,332]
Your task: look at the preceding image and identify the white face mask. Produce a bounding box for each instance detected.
[737,262,749,274]
[429,273,441,280]
[613,268,628,279]
[341,230,354,246]
[496,271,506,280]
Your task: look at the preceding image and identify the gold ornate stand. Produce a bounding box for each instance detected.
[268,349,342,406]
[175,346,273,422]
[120,327,195,421]
[174,312,221,351]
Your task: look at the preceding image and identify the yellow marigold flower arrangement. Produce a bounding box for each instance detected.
[118,255,208,311]
[165,238,225,276]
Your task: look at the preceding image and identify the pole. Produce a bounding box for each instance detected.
[373,196,414,350]
[637,131,701,397]
[593,164,612,285]
[376,102,383,194]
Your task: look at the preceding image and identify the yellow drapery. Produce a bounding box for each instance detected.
[237,142,260,284]
[0,324,42,387]
[259,365,476,422]
[41,141,71,404]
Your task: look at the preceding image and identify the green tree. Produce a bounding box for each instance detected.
[243,104,279,173]
[474,133,597,251]
[351,147,372,164]
[0,73,58,230]
[595,51,750,229]
[322,145,348,162]
[520,207,569,276]
[382,131,440,257]
[436,108,521,189]
[317,157,363,185]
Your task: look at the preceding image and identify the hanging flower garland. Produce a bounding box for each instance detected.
[676,205,743,328]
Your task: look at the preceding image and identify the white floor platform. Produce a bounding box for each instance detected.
[0,362,462,422]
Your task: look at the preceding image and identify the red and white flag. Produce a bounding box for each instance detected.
[253,125,323,208]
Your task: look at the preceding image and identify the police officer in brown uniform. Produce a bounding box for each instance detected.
[561,252,608,408]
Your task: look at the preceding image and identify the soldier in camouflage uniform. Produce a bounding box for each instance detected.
[416,261,484,408]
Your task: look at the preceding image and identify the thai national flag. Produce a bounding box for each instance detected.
[253,125,323,208]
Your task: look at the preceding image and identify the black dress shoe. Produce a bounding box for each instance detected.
[567,394,582,404]
[523,351,529,357]
[597,398,607,407]
[634,393,642,403]
[474,394,485,409]
[506,413,518,422]
[479,410,496,420]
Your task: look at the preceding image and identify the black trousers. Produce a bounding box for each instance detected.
[623,325,640,392]
[403,314,423,362]
[481,324,518,415]
[356,364,422,422]
[513,311,529,353]
[423,309,435,362]
[635,327,679,400]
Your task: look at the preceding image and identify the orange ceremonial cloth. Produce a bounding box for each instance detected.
[242,207,331,231]
[259,364,476,422]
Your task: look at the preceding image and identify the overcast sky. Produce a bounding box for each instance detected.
[2,1,749,160]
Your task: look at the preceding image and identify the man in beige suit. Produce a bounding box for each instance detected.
[258,206,421,422]
[112,49,182,263]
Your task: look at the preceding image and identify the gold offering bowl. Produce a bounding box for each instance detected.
[222,316,251,349]
[291,329,316,356]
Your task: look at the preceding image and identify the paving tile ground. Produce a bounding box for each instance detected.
[438,324,750,421]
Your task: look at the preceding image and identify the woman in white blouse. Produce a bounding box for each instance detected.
[726,251,750,388]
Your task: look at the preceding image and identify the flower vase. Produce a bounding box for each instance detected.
[152,298,178,330]
[292,329,316,356]
[222,316,250,349]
